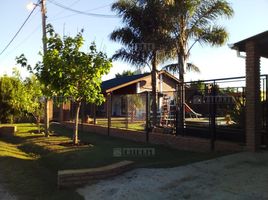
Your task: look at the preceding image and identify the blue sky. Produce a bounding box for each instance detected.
[0,0,268,81]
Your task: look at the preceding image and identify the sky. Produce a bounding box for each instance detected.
[0,0,268,82]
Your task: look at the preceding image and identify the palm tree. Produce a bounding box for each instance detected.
[164,0,234,129]
[115,70,135,78]
[110,0,174,126]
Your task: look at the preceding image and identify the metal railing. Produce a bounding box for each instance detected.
[64,74,268,147]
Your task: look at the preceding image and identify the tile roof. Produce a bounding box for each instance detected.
[101,73,150,92]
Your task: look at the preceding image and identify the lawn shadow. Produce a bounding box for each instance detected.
[0,156,83,200]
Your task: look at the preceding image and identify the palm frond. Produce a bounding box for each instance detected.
[162,63,179,74]
[199,25,228,46]
[163,62,200,74]
[110,27,138,46]
[112,48,149,67]
[189,0,233,31]
[186,63,200,73]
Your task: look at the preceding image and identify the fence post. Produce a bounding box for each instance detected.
[176,83,184,136]
[93,104,96,125]
[126,95,129,129]
[146,92,149,143]
[210,82,217,151]
[107,93,112,136]
[265,75,268,145]
[175,88,179,136]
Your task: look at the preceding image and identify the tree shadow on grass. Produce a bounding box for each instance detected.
[0,156,83,200]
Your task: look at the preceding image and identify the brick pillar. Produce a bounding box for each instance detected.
[245,41,261,151]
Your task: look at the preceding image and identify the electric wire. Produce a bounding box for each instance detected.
[50,0,81,19]
[2,24,42,61]
[0,2,39,56]
[49,3,113,21]
[47,0,117,18]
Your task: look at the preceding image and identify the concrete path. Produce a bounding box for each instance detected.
[78,151,268,200]
[0,179,16,200]
[0,173,16,200]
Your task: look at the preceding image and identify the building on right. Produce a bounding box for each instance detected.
[230,30,268,151]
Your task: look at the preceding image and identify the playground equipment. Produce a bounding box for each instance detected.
[184,103,202,118]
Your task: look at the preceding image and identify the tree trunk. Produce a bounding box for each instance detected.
[73,101,81,145]
[44,98,50,137]
[151,52,158,127]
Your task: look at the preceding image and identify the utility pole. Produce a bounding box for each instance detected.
[41,0,47,53]
[41,0,50,136]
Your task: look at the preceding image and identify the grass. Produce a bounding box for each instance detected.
[0,123,226,200]
[95,118,145,131]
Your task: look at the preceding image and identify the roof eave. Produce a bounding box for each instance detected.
[105,74,151,93]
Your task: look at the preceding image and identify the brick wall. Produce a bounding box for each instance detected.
[58,160,134,188]
[0,126,17,136]
[63,122,243,152]
[245,41,262,151]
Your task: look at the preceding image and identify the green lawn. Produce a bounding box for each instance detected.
[95,118,145,131]
[0,123,226,200]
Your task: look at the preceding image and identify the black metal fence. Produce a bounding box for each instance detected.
[74,75,268,146]
[79,93,149,132]
[182,76,247,144]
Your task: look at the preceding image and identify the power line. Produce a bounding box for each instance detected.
[47,0,118,18]
[1,24,42,61]
[50,0,81,19]
[0,2,39,57]
[49,3,113,21]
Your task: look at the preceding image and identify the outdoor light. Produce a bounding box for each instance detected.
[26,2,38,11]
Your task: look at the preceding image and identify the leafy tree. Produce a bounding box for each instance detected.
[39,25,112,144]
[0,73,26,123]
[0,76,17,123]
[16,54,52,137]
[24,76,44,133]
[0,71,42,124]
[110,0,174,126]
[127,94,143,123]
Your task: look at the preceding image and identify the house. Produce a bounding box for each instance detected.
[53,70,180,121]
[100,70,180,117]
[53,70,179,121]
[230,30,268,151]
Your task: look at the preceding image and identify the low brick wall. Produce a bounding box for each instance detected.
[149,133,211,152]
[0,126,17,136]
[58,160,134,188]
[62,122,244,152]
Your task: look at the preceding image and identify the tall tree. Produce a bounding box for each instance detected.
[0,71,43,125]
[164,0,233,78]
[164,0,233,128]
[0,75,25,123]
[110,0,174,126]
[41,25,112,144]
[16,54,52,137]
[24,75,44,133]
